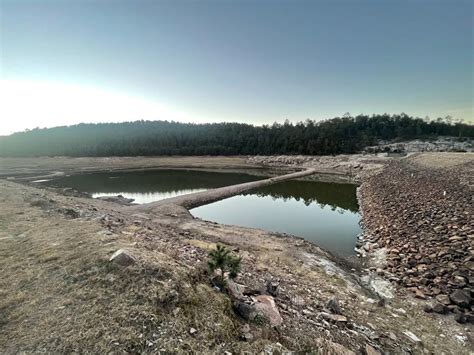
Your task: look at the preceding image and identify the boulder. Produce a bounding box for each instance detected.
[234,295,283,327]
[109,249,136,266]
[253,295,283,326]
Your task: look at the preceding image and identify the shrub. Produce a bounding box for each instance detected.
[208,245,241,285]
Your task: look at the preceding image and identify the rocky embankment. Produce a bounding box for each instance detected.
[358,155,473,323]
[365,137,473,154]
[247,154,389,181]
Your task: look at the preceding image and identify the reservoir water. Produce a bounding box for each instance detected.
[46,169,361,256]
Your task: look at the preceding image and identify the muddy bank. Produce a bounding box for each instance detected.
[0,154,390,182]
[358,153,473,323]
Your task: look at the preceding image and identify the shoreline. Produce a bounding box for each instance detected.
[0,154,472,353]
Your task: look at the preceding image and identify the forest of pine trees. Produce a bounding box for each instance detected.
[0,114,472,157]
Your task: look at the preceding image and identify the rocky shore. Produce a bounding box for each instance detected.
[358,154,473,323]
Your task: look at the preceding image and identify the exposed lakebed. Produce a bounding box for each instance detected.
[44,169,361,256]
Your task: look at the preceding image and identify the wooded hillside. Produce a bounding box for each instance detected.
[0,114,472,157]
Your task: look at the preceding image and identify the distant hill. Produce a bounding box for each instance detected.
[0,114,472,157]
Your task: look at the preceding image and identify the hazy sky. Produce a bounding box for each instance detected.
[0,0,472,135]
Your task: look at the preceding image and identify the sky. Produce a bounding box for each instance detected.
[0,0,472,135]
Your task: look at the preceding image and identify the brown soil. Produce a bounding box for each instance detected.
[0,154,472,353]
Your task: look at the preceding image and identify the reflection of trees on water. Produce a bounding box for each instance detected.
[48,170,263,194]
[243,180,359,213]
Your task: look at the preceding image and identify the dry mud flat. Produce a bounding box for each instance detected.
[0,154,472,353]
[358,153,474,323]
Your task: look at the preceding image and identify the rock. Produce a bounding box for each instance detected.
[291,295,306,307]
[235,295,283,327]
[365,344,382,355]
[326,297,342,315]
[423,304,433,313]
[253,295,283,326]
[435,294,451,305]
[414,289,426,299]
[319,312,348,323]
[432,302,447,314]
[403,331,422,344]
[240,332,253,342]
[61,208,81,219]
[450,289,471,308]
[235,302,255,321]
[109,249,136,266]
[225,280,246,300]
[454,312,466,324]
[189,327,197,335]
[388,332,397,341]
[302,309,315,316]
[266,280,280,297]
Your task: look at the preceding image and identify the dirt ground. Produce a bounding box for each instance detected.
[0,154,472,353]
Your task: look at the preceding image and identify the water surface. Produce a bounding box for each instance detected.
[192,180,360,256]
[46,169,263,203]
[47,169,360,255]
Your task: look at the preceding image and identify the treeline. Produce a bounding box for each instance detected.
[0,114,472,157]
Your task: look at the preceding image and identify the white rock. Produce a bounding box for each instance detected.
[109,249,136,266]
[403,331,421,343]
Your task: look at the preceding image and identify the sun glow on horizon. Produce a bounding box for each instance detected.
[0,79,199,135]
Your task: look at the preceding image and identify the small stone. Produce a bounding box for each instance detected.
[326,297,342,315]
[403,331,422,344]
[414,289,426,299]
[319,312,348,323]
[388,332,397,341]
[450,289,471,308]
[423,304,433,313]
[432,302,447,314]
[172,307,181,316]
[109,249,136,266]
[240,332,253,342]
[302,309,314,316]
[435,294,451,305]
[454,313,466,324]
[365,344,382,355]
[291,295,306,307]
[189,327,197,335]
[266,280,280,297]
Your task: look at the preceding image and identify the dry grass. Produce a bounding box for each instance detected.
[0,182,245,353]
